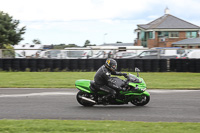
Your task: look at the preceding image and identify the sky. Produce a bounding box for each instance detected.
[1,0,200,46]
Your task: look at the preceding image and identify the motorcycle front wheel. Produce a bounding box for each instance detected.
[76,91,95,107]
[131,95,150,106]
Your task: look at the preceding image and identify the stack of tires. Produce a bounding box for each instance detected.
[11,59,20,71]
[196,59,200,72]
[1,58,200,72]
[126,59,135,71]
[169,59,176,72]
[151,59,159,72]
[86,59,94,71]
[134,59,143,72]
[20,59,29,71]
[0,59,3,70]
[159,59,167,72]
[116,59,127,71]
[188,59,196,72]
[44,59,53,71]
[29,59,37,71]
[93,59,106,71]
[52,59,61,71]
[37,59,45,71]
[61,59,69,71]
[2,59,12,71]
[69,59,78,71]
[143,59,151,72]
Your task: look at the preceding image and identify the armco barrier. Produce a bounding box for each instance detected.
[0,58,200,72]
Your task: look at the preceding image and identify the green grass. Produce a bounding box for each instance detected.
[0,120,199,133]
[0,72,200,89]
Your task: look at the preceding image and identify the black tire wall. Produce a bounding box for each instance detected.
[0,59,200,72]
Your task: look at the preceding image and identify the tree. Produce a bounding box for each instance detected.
[32,39,41,44]
[52,44,79,49]
[84,40,90,47]
[84,40,96,47]
[0,11,26,48]
[116,41,122,43]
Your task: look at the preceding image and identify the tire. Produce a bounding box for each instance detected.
[76,91,95,107]
[131,95,150,106]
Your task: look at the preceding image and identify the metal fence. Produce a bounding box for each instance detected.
[1,48,199,59]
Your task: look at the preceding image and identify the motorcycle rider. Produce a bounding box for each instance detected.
[94,58,127,103]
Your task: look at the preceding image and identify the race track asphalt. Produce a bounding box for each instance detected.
[0,88,200,122]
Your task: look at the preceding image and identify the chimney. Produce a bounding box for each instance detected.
[164,7,170,14]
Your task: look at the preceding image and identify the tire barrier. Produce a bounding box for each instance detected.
[11,59,20,71]
[135,59,143,72]
[44,59,53,71]
[52,59,61,71]
[170,59,200,72]
[143,59,151,72]
[0,59,200,72]
[29,59,37,72]
[20,59,29,71]
[196,59,200,72]
[0,59,3,70]
[159,59,167,72]
[188,59,196,72]
[37,59,45,71]
[69,59,78,71]
[93,59,106,71]
[151,59,159,72]
[2,59,12,71]
[126,59,135,71]
[86,59,94,71]
[61,59,69,71]
[78,59,86,71]
[116,59,127,71]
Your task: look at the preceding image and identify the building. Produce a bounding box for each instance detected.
[172,37,200,48]
[14,44,44,57]
[134,8,200,48]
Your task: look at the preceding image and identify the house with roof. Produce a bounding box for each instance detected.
[134,8,200,48]
[172,38,200,48]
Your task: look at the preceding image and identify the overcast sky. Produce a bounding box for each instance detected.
[1,0,200,46]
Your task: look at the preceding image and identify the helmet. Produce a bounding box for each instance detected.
[105,58,117,72]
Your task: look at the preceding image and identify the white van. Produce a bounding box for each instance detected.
[151,47,187,57]
[39,49,93,59]
[180,49,200,59]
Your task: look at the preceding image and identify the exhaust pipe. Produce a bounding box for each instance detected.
[81,96,96,103]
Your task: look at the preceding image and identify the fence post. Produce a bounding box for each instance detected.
[0,50,2,58]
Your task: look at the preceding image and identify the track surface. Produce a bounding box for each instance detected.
[0,88,200,122]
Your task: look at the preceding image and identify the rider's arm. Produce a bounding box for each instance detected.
[111,71,127,76]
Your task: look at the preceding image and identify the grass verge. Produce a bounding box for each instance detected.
[0,72,200,89]
[0,120,199,133]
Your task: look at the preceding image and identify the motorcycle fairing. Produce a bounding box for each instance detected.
[128,77,146,89]
[75,79,92,93]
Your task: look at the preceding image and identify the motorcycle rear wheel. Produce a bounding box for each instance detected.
[131,95,150,106]
[76,91,95,107]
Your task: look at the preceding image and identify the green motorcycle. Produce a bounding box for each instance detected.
[75,68,150,107]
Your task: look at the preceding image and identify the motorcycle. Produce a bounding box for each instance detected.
[75,68,150,106]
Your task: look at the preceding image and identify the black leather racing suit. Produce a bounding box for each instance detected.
[94,65,125,100]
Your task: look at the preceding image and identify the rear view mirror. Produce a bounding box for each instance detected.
[135,67,140,72]
[135,67,140,77]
